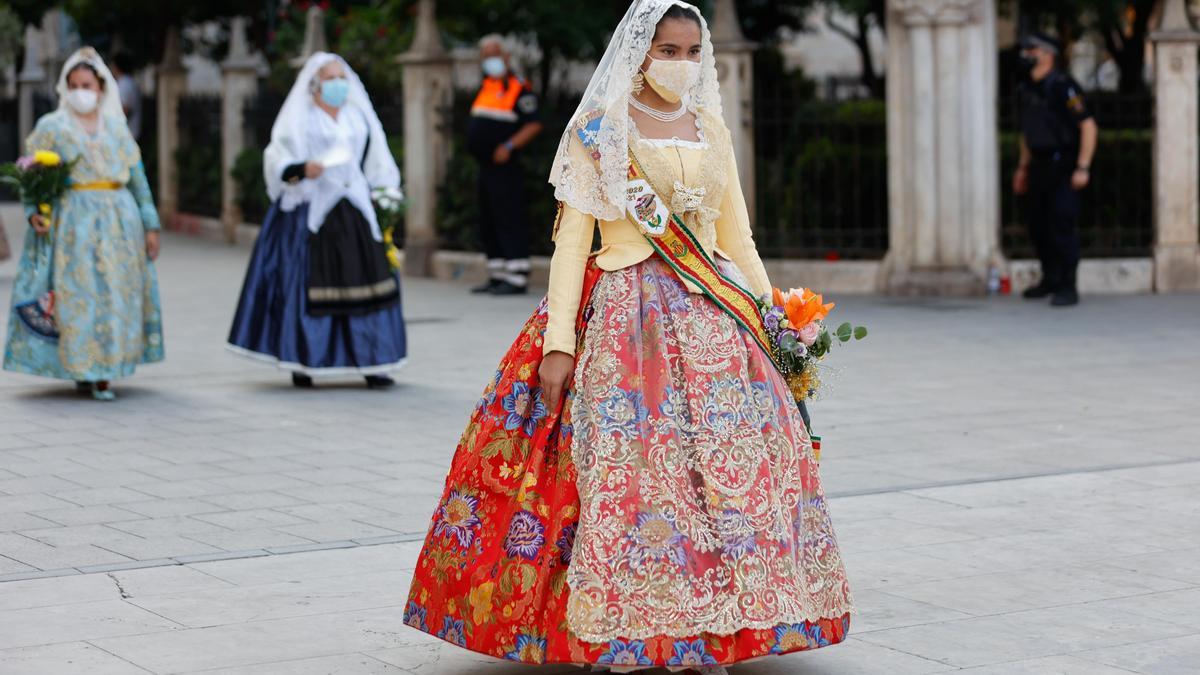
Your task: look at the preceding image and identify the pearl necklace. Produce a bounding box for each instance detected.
[628,94,687,122]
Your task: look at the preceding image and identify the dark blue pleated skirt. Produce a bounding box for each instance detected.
[227,202,407,376]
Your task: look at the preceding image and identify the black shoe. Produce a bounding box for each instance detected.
[490,280,528,296]
[1022,282,1057,299]
[365,375,395,389]
[292,373,314,388]
[471,279,502,294]
[1050,289,1079,307]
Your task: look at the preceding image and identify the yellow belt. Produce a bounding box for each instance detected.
[71,181,122,191]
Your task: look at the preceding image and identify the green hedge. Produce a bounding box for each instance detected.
[435,92,573,257]
[999,129,1152,258]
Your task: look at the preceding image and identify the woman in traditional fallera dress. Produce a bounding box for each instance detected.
[404,1,853,669]
[3,48,164,401]
[227,53,407,388]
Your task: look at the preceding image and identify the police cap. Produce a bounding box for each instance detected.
[1020,31,1062,54]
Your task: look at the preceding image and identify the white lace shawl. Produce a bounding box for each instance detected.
[548,0,721,222]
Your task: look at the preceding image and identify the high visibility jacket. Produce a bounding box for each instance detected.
[470,76,529,122]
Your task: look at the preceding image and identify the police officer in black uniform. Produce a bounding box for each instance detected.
[1013,32,1098,307]
[466,36,544,296]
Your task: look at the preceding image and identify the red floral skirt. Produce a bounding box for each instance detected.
[404,262,851,667]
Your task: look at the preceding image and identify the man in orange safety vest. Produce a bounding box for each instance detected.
[466,35,544,295]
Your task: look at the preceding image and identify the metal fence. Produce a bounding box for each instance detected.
[753,97,889,260]
[137,95,159,198]
[176,94,223,217]
[999,90,1154,258]
[0,98,16,200]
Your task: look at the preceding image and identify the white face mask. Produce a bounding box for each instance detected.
[66,88,100,114]
[482,56,507,78]
[642,56,701,104]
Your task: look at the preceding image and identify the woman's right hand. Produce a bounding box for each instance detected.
[304,161,324,179]
[539,351,576,412]
[28,214,50,235]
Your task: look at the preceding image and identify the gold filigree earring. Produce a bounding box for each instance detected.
[631,70,645,95]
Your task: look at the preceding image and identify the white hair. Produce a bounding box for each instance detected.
[478,33,508,52]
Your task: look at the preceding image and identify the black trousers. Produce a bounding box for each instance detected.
[477,161,530,265]
[1026,156,1082,291]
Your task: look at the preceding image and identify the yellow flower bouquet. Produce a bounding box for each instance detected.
[0,150,75,228]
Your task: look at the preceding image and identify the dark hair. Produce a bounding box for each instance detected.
[67,62,105,90]
[112,50,135,74]
[658,5,702,30]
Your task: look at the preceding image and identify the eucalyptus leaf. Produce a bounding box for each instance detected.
[854,326,868,340]
[780,334,801,353]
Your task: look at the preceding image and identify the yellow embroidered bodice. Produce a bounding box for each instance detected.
[544,111,771,356]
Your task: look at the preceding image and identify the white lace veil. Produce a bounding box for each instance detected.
[263,52,401,204]
[548,0,720,222]
[55,47,126,123]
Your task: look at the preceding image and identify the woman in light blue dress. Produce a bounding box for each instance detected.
[3,47,163,400]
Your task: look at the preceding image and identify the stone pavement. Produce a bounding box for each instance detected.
[1,221,1199,673]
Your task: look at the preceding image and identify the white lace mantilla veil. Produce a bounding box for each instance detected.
[548,0,721,222]
[55,47,127,123]
[263,52,401,208]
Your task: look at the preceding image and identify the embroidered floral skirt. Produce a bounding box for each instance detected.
[405,258,853,668]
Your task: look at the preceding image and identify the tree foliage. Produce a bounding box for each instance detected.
[1017,0,1158,94]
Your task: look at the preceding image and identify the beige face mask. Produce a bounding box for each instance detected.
[642,56,700,104]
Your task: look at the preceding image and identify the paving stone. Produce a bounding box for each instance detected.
[54,487,156,507]
[1076,634,1200,675]
[0,641,154,674]
[91,607,410,672]
[31,505,144,527]
[1,232,1199,672]
[0,600,178,650]
[0,572,118,610]
[189,653,408,675]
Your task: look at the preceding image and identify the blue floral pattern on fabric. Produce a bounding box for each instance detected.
[771,622,829,653]
[503,510,546,560]
[505,634,547,663]
[502,381,548,436]
[667,638,719,666]
[596,639,653,666]
[402,601,428,632]
[434,490,482,549]
[436,616,467,647]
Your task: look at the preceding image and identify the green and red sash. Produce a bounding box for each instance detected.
[625,151,775,363]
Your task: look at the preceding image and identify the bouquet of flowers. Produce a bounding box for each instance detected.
[1,150,73,340]
[372,186,405,271]
[0,150,74,228]
[760,287,867,404]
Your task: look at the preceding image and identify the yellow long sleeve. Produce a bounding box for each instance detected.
[715,153,771,298]
[544,204,597,357]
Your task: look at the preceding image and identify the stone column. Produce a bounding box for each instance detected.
[291,6,329,67]
[711,0,757,219]
[884,0,999,295]
[220,17,260,241]
[156,28,187,221]
[17,25,45,154]
[397,0,454,277]
[1151,0,1200,291]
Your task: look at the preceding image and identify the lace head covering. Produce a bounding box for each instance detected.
[548,0,720,221]
[55,47,126,122]
[263,52,401,204]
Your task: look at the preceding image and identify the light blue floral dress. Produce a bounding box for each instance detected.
[3,110,164,381]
